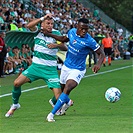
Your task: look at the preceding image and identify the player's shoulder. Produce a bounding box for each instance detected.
[52,29,61,35]
[69,28,76,33]
[86,33,92,39]
[84,33,94,42]
[67,28,76,36]
[85,33,97,45]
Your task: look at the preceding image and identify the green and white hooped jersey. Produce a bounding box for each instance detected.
[32,29,61,67]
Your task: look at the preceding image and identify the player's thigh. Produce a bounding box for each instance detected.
[22,64,40,82]
[104,48,108,55]
[14,74,30,87]
[60,66,86,84]
[52,88,62,99]
[107,48,112,55]
[63,79,78,94]
[67,69,86,84]
[44,69,61,89]
[60,65,70,84]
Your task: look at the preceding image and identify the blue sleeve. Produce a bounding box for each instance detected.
[88,36,100,51]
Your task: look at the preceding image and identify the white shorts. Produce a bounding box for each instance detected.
[60,65,86,84]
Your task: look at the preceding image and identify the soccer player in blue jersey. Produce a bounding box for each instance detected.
[46,18,105,122]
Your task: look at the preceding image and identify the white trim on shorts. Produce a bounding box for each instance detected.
[60,65,86,84]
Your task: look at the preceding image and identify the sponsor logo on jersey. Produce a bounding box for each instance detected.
[69,45,79,52]
[81,41,85,45]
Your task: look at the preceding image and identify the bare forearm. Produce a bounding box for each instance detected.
[47,43,67,51]
[92,47,105,73]
[97,53,105,66]
[27,18,41,29]
[58,43,68,51]
[27,13,53,29]
[46,33,69,42]
[97,48,105,66]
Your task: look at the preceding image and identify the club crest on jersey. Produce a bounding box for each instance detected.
[73,40,77,44]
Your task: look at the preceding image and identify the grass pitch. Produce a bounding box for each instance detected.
[0,58,132,133]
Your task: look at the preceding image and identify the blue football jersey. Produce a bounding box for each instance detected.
[64,28,100,71]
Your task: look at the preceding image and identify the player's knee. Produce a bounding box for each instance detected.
[55,95,59,100]
[54,89,62,99]
[55,92,60,99]
[63,86,73,95]
[14,80,20,87]
[63,88,71,95]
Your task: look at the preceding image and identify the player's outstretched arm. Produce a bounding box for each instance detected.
[58,43,68,51]
[47,43,68,51]
[92,47,105,73]
[44,32,69,43]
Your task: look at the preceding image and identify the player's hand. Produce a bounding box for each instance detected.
[92,65,100,73]
[44,13,53,19]
[47,43,58,49]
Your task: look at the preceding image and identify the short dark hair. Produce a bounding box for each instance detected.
[78,18,89,24]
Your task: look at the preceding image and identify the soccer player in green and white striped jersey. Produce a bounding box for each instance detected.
[5,13,68,118]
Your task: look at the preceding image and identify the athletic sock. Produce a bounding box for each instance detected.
[103,57,106,64]
[51,92,70,114]
[108,57,111,64]
[12,86,21,104]
[67,99,72,106]
[51,96,57,105]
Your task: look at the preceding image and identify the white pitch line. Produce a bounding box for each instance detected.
[0,65,132,98]
[0,85,48,98]
[84,65,132,78]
